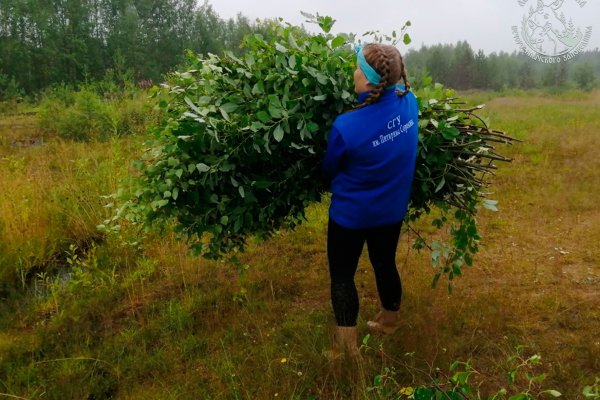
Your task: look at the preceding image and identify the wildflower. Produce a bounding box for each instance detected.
[281,358,287,364]
[399,387,414,396]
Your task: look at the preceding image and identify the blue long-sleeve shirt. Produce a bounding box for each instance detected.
[322,85,419,229]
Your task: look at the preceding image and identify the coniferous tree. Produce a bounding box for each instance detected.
[574,63,596,91]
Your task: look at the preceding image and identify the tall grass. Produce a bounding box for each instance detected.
[1,80,160,288]
[0,125,142,289]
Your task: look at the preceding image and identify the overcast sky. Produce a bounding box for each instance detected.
[209,0,600,54]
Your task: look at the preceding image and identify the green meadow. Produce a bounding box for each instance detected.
[0,90,598,399]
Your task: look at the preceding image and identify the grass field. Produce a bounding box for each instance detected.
[0,90,598,399]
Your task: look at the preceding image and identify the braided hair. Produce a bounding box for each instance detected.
[353,43,411,110]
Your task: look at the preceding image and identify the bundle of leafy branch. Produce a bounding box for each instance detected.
[108,16,515,285]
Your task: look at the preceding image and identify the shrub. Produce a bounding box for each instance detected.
[38,87,157,141]
[0,72,24,101]
[39,87,112,141]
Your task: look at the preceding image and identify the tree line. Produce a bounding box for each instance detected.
[1,1,598,98]
[405,41,599,91]
[0,0,266,96]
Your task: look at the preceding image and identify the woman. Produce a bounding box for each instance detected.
[322,43,419,358]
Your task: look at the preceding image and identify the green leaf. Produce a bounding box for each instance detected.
[288,32,299,49]
[275,43,288,53]
[220,103,239,113]
[529,373,546,383]
[317,15,335,33]
[253,180,273,189]
[313,94,327,101]
[543,390,562,398]
[362,334,370,345]
[414,387,436,400]
[273,125,284,142]
[250,121,264,132]
[288,56,297,69]
[582,385,598,398]
[156,199,169,208]
[219,108,230,121]
[196,163,210,172]
[234,218,242,232]
[268,104,282,119]
[256,111,271,123]
[238,186,245,198]
[252,82,264,95]
[316,73,329,85]
[403,33,412,45]
[300,11,315,19]
[373,375,383,386]
[268,94,282,108]
[435,177,445,193]
[306,122,319,133]
[527,354,542,365]
[198,96,212,106]
[184,97,203,115]
[508,394,528,400]
[331,36,345,48]
[483,199,498,212]
[464,253,473,267]
[441,126,460,140]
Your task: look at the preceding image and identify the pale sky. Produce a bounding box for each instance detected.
[209,0,600,54]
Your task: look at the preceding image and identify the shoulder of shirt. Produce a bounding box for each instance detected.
[334,86,416,129]
[333,106,367,132]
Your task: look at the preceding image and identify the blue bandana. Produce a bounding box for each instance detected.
[355,44,381,85]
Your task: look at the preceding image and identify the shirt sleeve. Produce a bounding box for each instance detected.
[322,125,346,185]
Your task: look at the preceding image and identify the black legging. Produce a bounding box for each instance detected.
[327,218,403,327]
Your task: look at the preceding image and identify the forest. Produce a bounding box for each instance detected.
[1,0,598,99]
